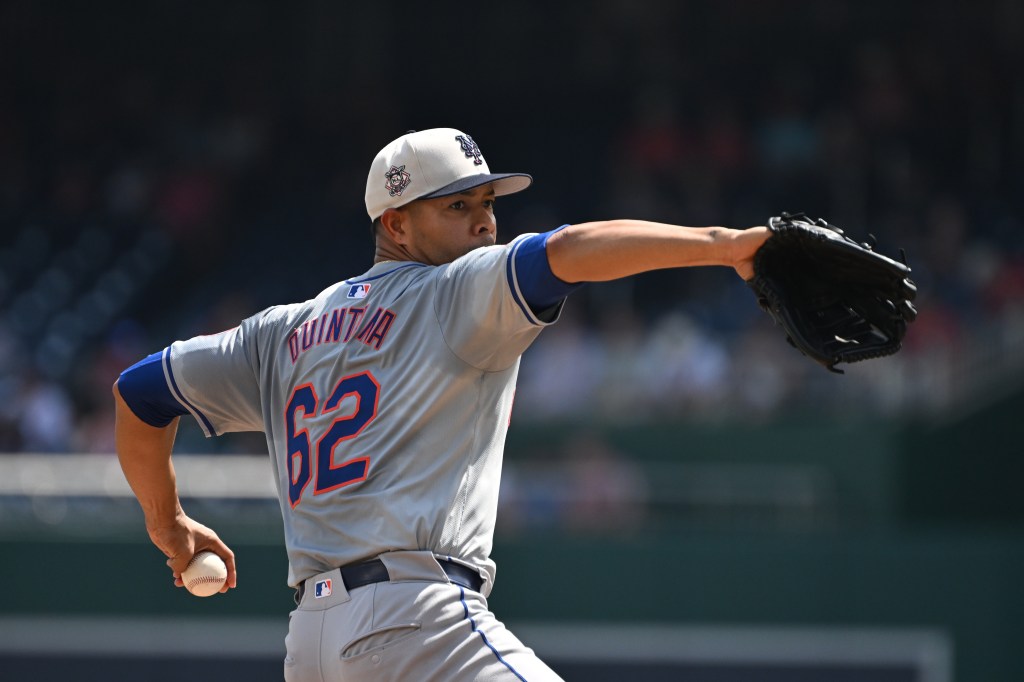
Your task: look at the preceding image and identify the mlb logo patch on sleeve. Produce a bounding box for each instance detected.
[314,579,332,598]
[347,284,371,299]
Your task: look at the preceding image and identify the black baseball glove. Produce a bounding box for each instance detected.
[747,212,918,373]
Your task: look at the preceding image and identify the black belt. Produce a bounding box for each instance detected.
[297,558,483,601]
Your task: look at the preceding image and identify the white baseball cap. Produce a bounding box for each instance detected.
[365,128,533,220]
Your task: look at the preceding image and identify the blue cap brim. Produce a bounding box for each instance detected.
[419,173,533,199]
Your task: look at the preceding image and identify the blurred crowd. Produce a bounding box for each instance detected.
[1,1,1023,454]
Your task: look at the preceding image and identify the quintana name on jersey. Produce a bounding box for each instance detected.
[287,305,398,363]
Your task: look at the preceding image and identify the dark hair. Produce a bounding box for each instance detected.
[371,217,382,245]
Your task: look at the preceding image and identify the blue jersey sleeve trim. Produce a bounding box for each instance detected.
[505,242,533,323]
[117,350,189,428]
[508,226,583,316]
[163,347,217,437]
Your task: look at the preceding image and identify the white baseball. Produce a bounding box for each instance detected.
[182,551,228,597]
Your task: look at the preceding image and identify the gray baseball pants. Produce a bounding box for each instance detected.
[284,551,563,681]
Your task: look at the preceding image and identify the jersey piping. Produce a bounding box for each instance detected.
[162,346,216,436]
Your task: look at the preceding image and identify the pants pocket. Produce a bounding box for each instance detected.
[339,621,422,660]
[284,610,320,682]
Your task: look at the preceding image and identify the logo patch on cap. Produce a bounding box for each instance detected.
[384,165,412,197]
[455,135,484,165]
[314,579,332,598]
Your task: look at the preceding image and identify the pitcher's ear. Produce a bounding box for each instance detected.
[379,208,408,244]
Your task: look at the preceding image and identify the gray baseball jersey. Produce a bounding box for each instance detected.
[162,235,556,591]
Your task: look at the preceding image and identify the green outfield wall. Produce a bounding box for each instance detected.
[2,384,1021,681]
[0,529,1020,681]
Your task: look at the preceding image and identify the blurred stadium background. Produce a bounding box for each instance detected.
[1,1,1023,680]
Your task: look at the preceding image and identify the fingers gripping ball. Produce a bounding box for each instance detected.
[182,551,228,597]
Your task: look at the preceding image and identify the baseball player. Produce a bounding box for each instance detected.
[113,128,770,681]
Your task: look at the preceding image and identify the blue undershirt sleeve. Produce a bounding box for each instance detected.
[513,226,584,315]
[117,349,189,427]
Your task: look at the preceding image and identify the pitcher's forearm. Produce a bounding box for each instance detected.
[113,382,183,526]
[545,220,767,283]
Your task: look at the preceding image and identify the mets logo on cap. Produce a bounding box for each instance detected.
[385,165,412,197]
[455,134,484,165]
